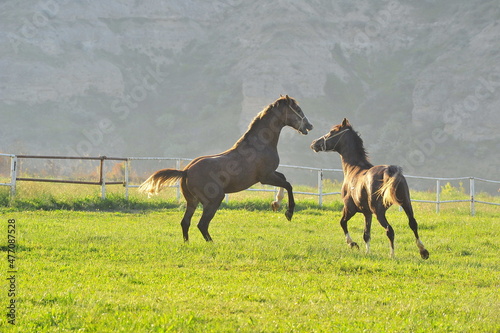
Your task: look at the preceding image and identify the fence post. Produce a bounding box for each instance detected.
[124,159,130,200]
[318,170,323,207]
[10,155,17,198]
[470,177,475,216]
[436,179,440,213]
[100,156,106,199]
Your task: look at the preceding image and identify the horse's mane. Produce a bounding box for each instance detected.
[234,96,291,146]
[334,124,372,167]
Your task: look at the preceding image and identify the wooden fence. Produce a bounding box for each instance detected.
[0,154,499,216]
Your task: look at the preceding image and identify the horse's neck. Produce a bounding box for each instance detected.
[340,152,372,175]
[237,112,283,149]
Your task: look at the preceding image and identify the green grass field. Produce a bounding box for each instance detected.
[0,183,499,332]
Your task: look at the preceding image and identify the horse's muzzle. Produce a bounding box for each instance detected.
[310,139,323,152]
[299,121,313,135]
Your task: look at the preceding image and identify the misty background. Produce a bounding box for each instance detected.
[1,0,499,181]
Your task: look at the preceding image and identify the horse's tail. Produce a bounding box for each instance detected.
[139,169,187,197]
[375,165,403,207]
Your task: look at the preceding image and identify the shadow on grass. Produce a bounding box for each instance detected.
[0,191,179,212]
[220,198,343,212]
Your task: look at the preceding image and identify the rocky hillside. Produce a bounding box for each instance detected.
[1,0,499,179]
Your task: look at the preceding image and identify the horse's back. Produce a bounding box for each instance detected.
[366,164,403,181]
[344,164,406,211]
[366,164,411,208]
[184,151,259,195]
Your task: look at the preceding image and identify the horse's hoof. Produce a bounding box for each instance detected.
[285,210,293,221]
[349,242,359,250]
[420,249,430,260]
[271,201,280,212]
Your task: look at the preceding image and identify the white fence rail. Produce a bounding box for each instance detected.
[1,154,499,216]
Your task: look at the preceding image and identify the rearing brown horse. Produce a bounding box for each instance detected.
[311,118,429,259]
[140,95,313,242]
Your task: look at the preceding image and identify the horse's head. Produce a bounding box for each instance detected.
[311,118,351,152]
[278,95,313,135]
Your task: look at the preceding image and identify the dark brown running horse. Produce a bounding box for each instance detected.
[311,118,429,259]
[140,95,313,242]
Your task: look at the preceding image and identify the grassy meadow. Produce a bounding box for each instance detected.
[0,182,499,332]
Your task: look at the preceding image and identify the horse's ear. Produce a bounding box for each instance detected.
[285,94,290,102]
[342,118,351,127]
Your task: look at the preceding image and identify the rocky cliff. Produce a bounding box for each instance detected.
[1,0,499,179]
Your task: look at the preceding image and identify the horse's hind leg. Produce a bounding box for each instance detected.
[374,208,395,258]
[197,196,224,242]
[180,181,199,242]
[271,187,285,211]
[401,199,429,259]
[181,199,198,242]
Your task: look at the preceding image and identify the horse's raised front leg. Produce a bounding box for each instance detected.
[271,187,285,211]
[340,206,358,250]
[261,172,295,221]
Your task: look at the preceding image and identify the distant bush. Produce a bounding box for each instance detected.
[440,182,466,198]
